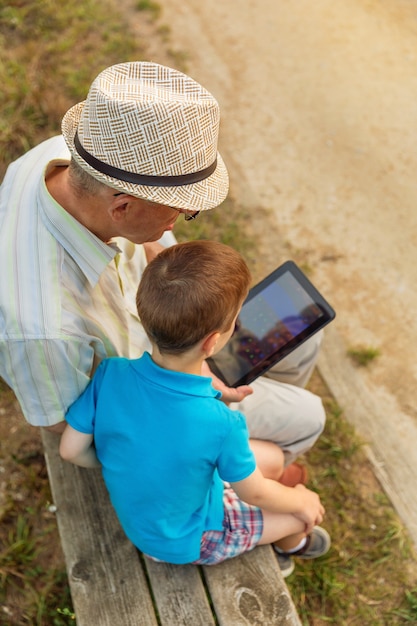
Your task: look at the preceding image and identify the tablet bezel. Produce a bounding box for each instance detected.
[207,260,335,387]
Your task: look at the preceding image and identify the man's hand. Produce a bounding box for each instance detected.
[201,361,253,404]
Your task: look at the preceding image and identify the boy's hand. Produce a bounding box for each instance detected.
[293,484,325,533]
[201,361,253,404]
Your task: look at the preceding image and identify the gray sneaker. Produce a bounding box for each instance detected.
[275,551,295,578]
[274,526,331,575]
[292,526,331,560]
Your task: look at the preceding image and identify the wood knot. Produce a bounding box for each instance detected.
[71,559,91,582]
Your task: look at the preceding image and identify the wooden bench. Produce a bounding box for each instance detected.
[42,431,302,626]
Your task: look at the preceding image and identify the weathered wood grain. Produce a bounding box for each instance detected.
[144,559,216,625]
[203,545,302,626]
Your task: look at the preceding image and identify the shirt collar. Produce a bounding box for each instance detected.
[140,352,222,399]
[38,160,118,287]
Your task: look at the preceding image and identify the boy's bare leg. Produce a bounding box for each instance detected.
[257,509,306,548]
[248,440,314,552]
[249,438,285,481]
[249,438,307,487]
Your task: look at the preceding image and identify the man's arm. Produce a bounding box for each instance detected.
[44,421,67,434]
[1,337,93,429]
[59,424,101,468]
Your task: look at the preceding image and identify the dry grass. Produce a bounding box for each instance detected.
[0,0,139,179]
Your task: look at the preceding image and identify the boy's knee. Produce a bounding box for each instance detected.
[250,439,285,481]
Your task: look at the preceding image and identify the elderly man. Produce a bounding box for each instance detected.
[0,61,324,486]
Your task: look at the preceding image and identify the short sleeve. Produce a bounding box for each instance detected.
[216,410,256,483]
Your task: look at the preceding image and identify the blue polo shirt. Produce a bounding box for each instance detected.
[66,352,256,564]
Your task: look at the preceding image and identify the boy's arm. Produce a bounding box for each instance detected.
[59,424,101,469]
[231,467,324,533]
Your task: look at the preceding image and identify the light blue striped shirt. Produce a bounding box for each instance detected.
[0,135,166,426]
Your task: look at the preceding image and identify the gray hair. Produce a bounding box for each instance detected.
[68,158,111,198]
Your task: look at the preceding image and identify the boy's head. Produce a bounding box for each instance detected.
[137,240,251,355]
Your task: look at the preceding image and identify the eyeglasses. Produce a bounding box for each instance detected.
[166,204,200,221]
[184,211,200,221]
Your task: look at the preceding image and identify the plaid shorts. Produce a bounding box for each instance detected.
[192,487,263,565]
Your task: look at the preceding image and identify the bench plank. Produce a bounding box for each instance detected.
[42,431,158,626]
[144,559,216,625]
[203,546,302,626]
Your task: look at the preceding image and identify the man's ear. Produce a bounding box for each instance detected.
[201,332,221,357]
[108,195,130,222]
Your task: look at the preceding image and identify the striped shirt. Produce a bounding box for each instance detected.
[0,135,173,426]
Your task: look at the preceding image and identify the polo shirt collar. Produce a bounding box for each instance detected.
[38,161,119,287]
[140,352,222,400]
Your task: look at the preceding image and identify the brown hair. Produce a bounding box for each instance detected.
[137,240,251,354]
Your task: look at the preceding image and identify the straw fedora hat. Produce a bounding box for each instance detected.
[62,62,229,211]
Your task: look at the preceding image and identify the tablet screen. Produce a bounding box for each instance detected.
[207,261,335,387]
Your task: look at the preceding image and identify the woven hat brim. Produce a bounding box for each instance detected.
[62,102,229,212]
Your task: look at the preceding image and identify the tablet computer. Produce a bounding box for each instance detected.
[207,260,336,387]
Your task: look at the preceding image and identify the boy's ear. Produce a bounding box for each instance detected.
[201,332,221,357]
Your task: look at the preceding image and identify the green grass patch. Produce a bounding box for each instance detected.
[347,345,381,366]
[135,0,161,20]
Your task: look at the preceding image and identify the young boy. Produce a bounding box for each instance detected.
[60,240,330,577]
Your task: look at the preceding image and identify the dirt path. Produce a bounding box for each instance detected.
[156,0,417,546]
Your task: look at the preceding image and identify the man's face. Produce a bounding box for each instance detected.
[112,195,198,244]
